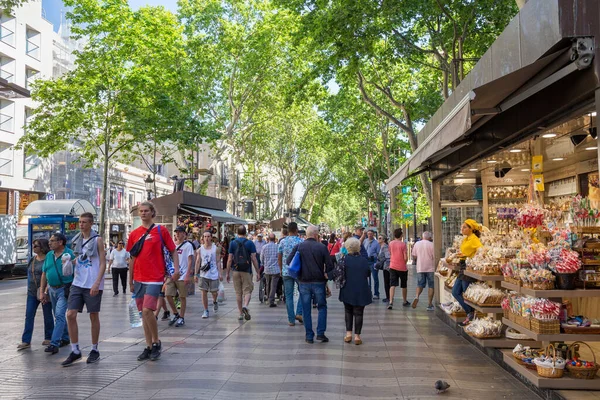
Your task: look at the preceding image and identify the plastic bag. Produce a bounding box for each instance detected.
[217,282,226,303]
[62,253,73,277]
[128,296,142,328]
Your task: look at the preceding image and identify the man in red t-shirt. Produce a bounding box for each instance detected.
[127,202,179,361]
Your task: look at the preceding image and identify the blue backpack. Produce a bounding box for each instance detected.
[288,248,302,279]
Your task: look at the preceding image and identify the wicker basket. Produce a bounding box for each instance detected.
[566,342,600,379]
[504,277,521,286]
[513,354,539,370]
[535,344,565,378]
[561,325,600,335]
[514,314,531,330]
[531,318,560,334]
[523,281,556,290]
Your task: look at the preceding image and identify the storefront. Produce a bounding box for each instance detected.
[386,0,600,393]
[109,223,126,244]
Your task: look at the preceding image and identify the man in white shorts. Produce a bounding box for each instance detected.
[196,230,222,318]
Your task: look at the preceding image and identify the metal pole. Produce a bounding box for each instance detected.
[413,200,417,242]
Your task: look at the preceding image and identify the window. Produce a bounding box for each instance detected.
[109,187,116,209]
[0,13,16,47]
[26,27,41,60]
[0,143,13,176]
[155,164,164,176]
[117,190,122,209]
[0,100,14,133]
[220,164,229,187]
[128,191,134,209]
[0,54,15,83]
[23,152,40,179]
[25,67,39,90]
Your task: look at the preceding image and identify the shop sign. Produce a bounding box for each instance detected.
[532,155,543,173]
[534,174,545,192]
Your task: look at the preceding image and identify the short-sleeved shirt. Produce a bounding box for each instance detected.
[127,225,176,284]
[43,248,75,287]
[389,240,407,272]
[228,237,257,273]
[412,239,435,273]
[278,235,303,277]
[175,241,194,281]
[109,248,129,269]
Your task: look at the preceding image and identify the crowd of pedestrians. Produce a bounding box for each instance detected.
[16,200,438,365]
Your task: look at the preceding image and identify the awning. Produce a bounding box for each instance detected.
[385,47,573,191]
[180,205,247,225]
[23,199,97,217]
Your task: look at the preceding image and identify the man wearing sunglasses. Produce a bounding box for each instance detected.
[108,241,129,296]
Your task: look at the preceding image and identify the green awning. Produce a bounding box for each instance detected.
[180,205,247,225]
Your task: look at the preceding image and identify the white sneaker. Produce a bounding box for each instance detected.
[202,310,209,319]
[213,302,218,312]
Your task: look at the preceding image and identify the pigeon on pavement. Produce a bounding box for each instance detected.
[434,380,450,394]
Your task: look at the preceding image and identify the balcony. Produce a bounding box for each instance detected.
[0,111,13,133]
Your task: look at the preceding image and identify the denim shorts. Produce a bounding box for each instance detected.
[417,272,435,289]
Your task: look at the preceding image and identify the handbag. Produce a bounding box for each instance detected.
[52,253,71,299]
[288,249,302,279]
[129,224,155,257]
[157,225,174,277]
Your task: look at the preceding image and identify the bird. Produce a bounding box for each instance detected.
[434,380,450,394]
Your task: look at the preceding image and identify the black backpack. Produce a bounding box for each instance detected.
[233,238,251,271]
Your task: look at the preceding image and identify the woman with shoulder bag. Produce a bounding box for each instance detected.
[17,239,54,350]
[376,235,391,304]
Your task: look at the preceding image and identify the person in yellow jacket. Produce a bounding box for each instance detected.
[452,219,482,326]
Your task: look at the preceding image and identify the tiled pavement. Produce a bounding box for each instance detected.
[0,269,541,400]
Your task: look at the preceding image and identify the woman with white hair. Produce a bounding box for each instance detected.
[339,237,372,345]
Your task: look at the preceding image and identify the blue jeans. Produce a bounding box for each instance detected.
[452,278,473,315]
[22,294,54,344]
[370,263,380,297]
[48,286,69,347]
[299,282,327,340]
[283,276,302,323]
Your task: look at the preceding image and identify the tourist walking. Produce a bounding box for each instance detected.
[377,235,391,303]
[363,229,380,299]
[352,226,368,259]
[63,212,106,366]
[278,222,303,326]
[17,238,54,350]
[412,231,435,311]
[388,228,408,309]
[452,219,483,326]
[327,233,341,266]
[196,230,222,319]
[226,226,260,321]
[108,240,129,296]
[166,226,194,327]
[339,237,372,345]
[261,233,280,307]
[40,232,74,355]
[287,225,333,343]
[127,201,180,361]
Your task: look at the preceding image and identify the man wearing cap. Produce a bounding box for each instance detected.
[165,226,194,327]
[254,233,266,260]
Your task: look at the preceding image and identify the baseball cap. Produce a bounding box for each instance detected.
[257,233,263,237]
[174,226,186,233]
[355,224,365,230]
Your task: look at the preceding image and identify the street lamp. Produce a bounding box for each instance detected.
[411,186,419,242]
[144,175,154,200]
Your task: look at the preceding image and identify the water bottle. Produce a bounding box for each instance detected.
[128,296,142,328]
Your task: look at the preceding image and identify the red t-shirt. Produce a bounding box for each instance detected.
[389,240,407,271]
[127,225,176,283]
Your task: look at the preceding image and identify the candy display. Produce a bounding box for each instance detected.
[464,317,503,339]
[566,342,600,379]
[534,344,566,378]
[549,248,582,274]
[516,204,547,229]
[444,272,459,289]
[513,344,542,369]
[571,195,600,227]
[463,282,505,306]
[502,294,560,321]
[519,268,555,290]
[440,301,464,315]
[437,260,450,276]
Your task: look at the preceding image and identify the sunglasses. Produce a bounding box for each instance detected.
[33,244,40,248]
[118,242,124,245]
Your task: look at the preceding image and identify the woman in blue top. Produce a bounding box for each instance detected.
[339,237,372,345]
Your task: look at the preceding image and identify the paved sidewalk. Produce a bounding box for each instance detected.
[0,270,540,400]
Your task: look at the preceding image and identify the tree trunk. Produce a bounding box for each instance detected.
[516,0,528,9]
[100,140,110,242]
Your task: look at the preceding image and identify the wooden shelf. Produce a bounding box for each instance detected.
[501,281,600,298]
[464,299,503,314]
[502,350,600,389]
[437,305,467,322]
[468,336,541,348]
[464,270,504,282]
[502,318,600,341]
[501,281,520,292]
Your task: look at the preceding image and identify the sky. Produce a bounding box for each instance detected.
[42,0,178,32]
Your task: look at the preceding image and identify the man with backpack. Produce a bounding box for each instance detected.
[226,226,260,321]
[165,226,194,327]
[62,212,106,366]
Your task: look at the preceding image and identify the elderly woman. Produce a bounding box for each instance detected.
[339,237,372,345]
[17,238,54,350]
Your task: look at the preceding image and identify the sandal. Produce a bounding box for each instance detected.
[344,335,352,343]
[355,339,362,345]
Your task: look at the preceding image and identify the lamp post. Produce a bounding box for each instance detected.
[411,186,419,242]
[144,175,154,200]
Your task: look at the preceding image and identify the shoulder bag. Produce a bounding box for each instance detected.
[129,224,155,257]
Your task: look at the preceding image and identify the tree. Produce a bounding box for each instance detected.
[0,0,28,13]
[18,0,195,239]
